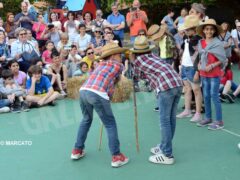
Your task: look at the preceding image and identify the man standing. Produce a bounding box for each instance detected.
[130,36,183,165]
[126,0,148,44]
[14,1,35,31]
[107,2,125,45]
[71,42,129,168]
[161,8,176,35]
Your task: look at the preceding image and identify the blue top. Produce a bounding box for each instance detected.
[177,16,185,28]
[14,13,36,30]
[107,13,125,39]
[163,15,174,31]
[26,75,52,95]
[91,37,105,48]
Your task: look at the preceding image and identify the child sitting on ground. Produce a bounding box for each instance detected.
[0,69,29,112]
[73,62,89,77]
[26,65,60,107]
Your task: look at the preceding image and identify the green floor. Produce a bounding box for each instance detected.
[1,68,240,180]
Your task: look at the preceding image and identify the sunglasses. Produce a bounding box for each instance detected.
[95,31,101,33]
[87,52,94,55]
[19,33,27,36]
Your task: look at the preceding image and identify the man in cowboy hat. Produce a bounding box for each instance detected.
[71,42,129,168]
[176,15,203,123]
[130,36,183,165]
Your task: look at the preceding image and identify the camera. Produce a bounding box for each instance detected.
[131,7,137,12]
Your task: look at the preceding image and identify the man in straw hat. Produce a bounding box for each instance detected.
[71,42,129,168]
[130,36,183,165]
[196,19,227,130]
[176,15,203,123]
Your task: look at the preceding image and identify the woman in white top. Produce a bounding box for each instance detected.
[64,11,80,44]
[49,12,62,31]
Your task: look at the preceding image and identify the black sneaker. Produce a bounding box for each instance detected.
[30,102,40,108]
[48,101,56,106]
[219,94,228,102]
[154,107,159,112]
[11,104,21,113]
[21,102,30,112]
[225,93,236,103]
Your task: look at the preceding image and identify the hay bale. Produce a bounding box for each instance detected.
[67,76,88,99]
[111,76,133,103]
[67,75,133,103]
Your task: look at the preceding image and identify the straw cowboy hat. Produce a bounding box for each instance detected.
[147,24,169,41]
[178,15,200,31]
[99,42,127,59]
[130,36,155,53]
[196,18,223,37]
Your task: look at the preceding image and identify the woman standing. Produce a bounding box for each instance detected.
[196,19,227,130]
[64,11,80,43]
[3,13,18,43]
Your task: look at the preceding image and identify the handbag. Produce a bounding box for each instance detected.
[21,42,40,62]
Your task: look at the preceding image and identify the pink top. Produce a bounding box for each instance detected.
[42,50,53,64]
[32,22,47,40]
[14,71,27,86]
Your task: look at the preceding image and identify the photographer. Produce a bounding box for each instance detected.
[41,23,61,47]
[126,0,148,43]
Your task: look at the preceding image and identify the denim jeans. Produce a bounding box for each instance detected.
[0,99,10,108]
[74,90,120,156]
[158,87,182,157]
[202,77,222,121]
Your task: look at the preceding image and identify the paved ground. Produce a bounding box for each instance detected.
[0,66,240,180]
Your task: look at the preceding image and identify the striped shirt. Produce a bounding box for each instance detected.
[81,60,123,98]
[134,53,182,92]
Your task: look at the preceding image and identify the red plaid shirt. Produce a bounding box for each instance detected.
[134,53,182,92]
[81,60,123,97]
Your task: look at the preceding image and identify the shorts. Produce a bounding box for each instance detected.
[181,65,197,83]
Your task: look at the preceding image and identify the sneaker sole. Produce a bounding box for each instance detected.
[197,123,212,127]
[71,153,85,160]
[177,114,192,119]
[208,126,224,130]
[148,157,174,165]
[225,94,235,103]
[111,159,129,168]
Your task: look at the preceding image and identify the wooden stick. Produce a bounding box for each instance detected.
[133,83,140,152]
[98,123,104,151]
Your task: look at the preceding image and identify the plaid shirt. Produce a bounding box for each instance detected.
[134,53,182,92]
[81,60,123,97]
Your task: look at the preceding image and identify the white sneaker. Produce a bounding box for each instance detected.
[190,113,202,123]
[150,144,162,155]
[0,107,10,113]
[111,153,129,168]
[149,154,175,165]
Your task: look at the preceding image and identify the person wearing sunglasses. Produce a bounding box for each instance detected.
[90,27,104,55]
[81,47,98,68]
[11,27,40,73]
[103,27,122,47]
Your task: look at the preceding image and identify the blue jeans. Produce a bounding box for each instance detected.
[181,66,196,83]
[202,77,222,121]
[0,99,10,108]
[158,87,182,157]
[74,90,120,155]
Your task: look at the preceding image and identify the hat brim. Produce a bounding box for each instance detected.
[149,29,165,41]
[99,47,128,59]
[196,23,223,37]
[129,45,155,53]
[178,25,197,31]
